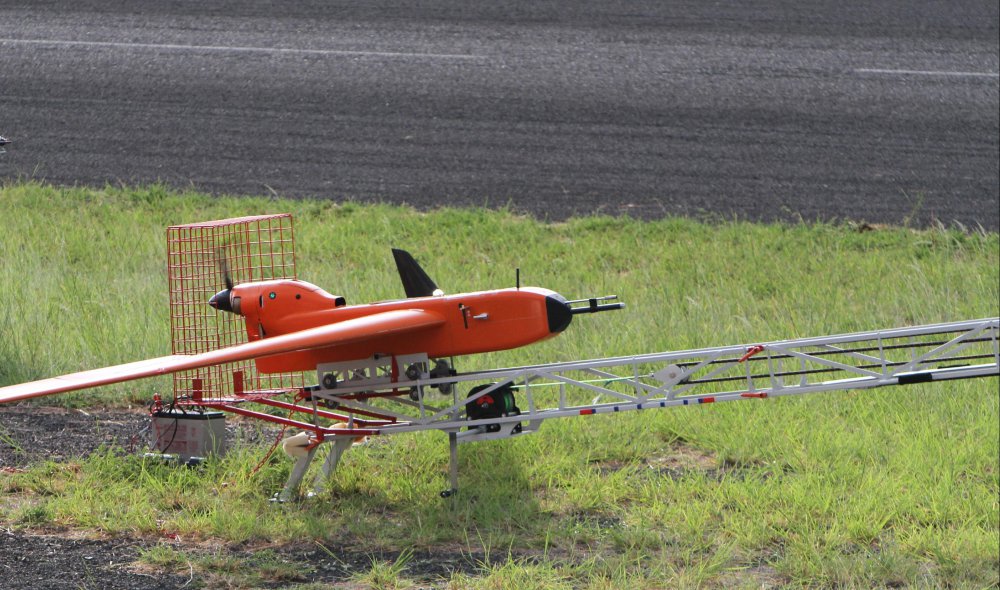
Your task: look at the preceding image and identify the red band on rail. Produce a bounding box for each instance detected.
[738,345,765,363]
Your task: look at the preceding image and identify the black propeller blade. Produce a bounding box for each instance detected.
[208,248,238,313]
[392,248,440,298]
[218,249,234,291]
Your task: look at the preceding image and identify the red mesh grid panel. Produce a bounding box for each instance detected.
[166,214,304,399]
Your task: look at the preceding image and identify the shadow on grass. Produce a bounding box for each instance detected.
[319,434,543,549]
[457,437,541,522]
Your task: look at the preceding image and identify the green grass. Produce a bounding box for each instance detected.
[1,180,998,588]
[137,544,313,587]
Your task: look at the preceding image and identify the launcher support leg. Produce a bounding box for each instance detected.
[274,446,318,503]
[312,437,355,494]
[441,431,459,498]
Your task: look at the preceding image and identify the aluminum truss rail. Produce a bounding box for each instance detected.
[317,317,998,435]
[195,318,998,499]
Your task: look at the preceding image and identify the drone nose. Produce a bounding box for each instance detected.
[209,289,234,313]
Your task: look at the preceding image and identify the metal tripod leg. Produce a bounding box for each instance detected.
[312,437,354,495]
[440,431,459,498]
[274,446,318,503]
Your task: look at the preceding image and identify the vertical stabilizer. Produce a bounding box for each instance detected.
[392,248,439,298]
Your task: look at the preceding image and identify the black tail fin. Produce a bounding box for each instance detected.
[392,248,439,298]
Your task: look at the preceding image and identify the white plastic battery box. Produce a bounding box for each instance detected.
[150,410,227,459]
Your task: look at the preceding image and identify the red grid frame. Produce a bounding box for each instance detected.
[166,214,304,400]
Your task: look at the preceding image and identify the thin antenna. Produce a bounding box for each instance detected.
[516,268,520,290]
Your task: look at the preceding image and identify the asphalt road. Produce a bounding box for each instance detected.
[2,1,998,228]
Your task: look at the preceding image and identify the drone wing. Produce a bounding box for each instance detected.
[0,309,444,404]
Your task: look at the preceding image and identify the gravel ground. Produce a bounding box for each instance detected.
[0,531,192,590]
[0,405,151,468]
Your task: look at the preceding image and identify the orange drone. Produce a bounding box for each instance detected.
[0,249,621,404]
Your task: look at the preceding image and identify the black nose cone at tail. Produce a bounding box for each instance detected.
[546,294,573,333]
[548,294,625,333]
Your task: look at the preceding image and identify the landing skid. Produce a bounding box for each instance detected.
[272,436,355,502]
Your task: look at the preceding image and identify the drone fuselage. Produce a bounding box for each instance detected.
[226,280,573,373]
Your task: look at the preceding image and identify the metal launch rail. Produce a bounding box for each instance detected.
[177,317,999,500]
